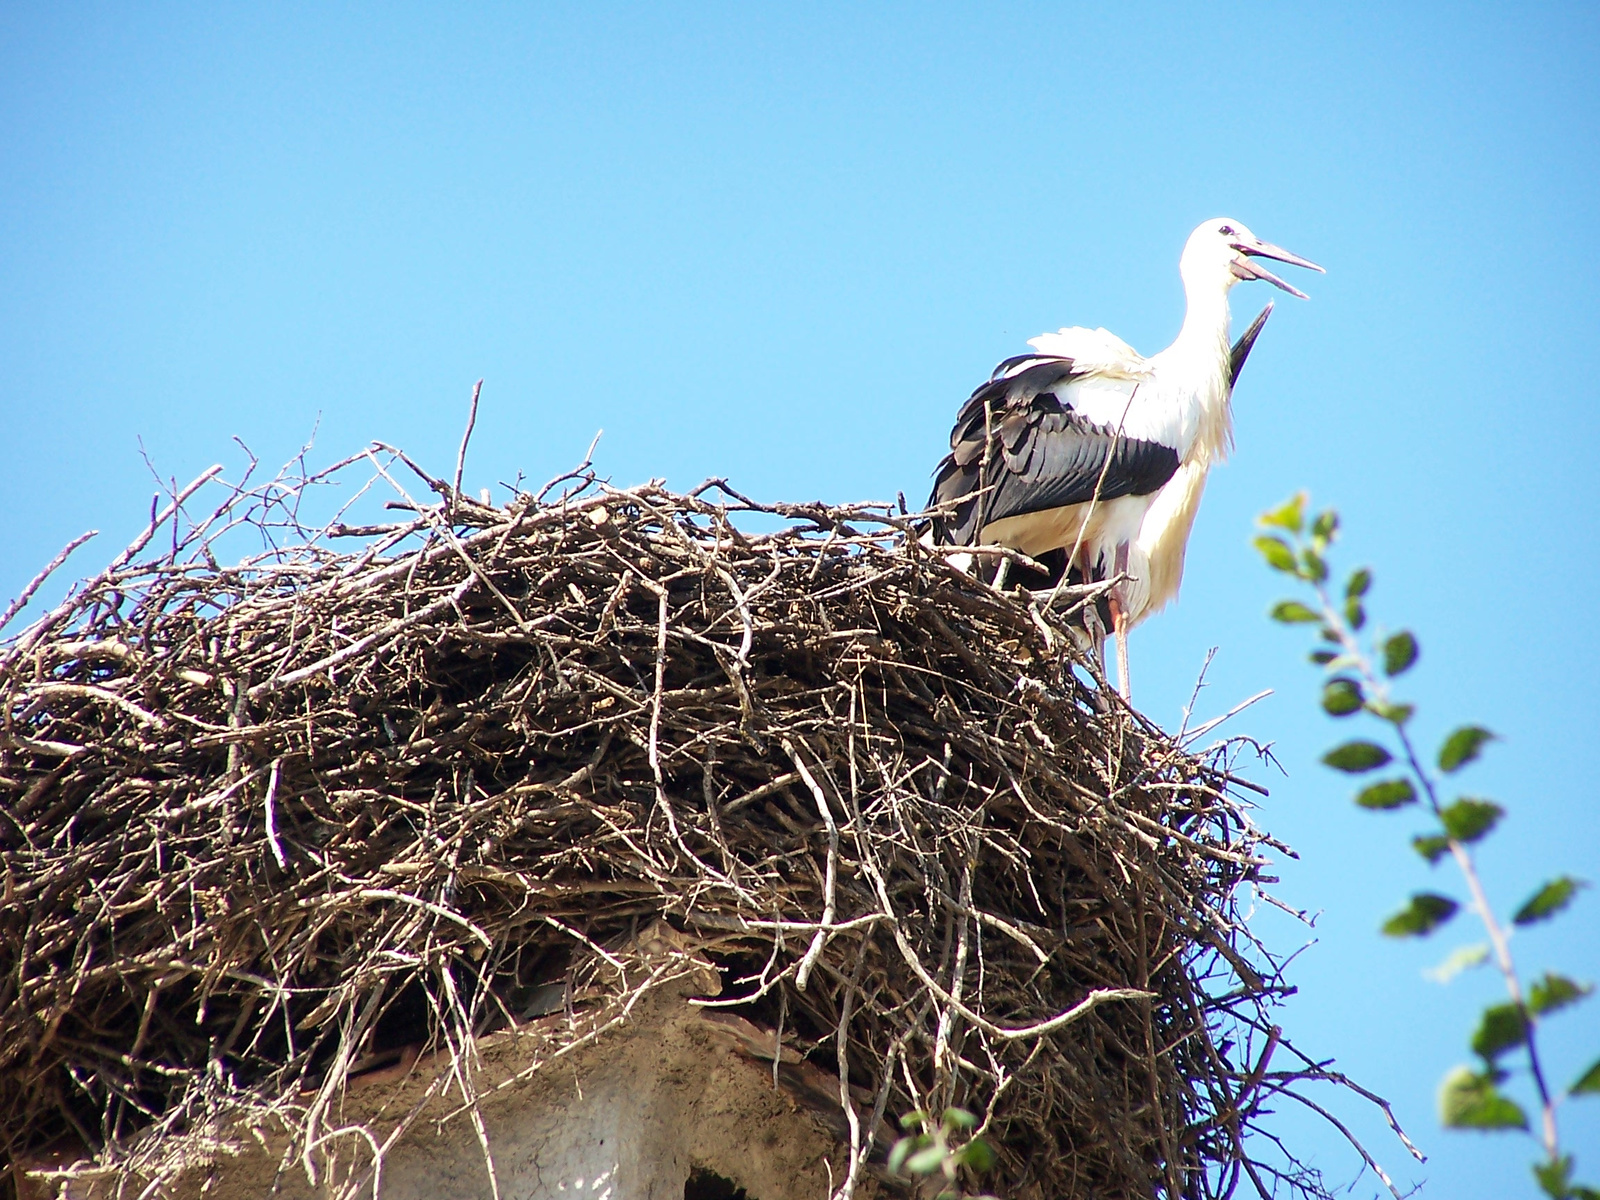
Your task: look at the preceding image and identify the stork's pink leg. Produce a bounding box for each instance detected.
[1110,598,1130,700]
[1079,548,1108,679]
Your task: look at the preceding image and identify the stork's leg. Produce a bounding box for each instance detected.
[1111,597,1130,700]
[1081,573,1107,675]
[1077,549,1108,679]
[1112,542,1132,701]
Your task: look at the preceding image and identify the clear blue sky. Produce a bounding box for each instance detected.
[3,4,1597,1195]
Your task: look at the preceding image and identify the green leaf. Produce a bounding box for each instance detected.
[1534,1158,1600,1200]
[1439,1065,1529,1129]
[956,1139,996,1172]
[1311,508,1339,543]
[1366,699,1415,725]
[1322,677,1364,716]
[1412,833,1452,863]
[1259,493,1306,534]
[1346,568,1372,599]
[1301,546,1329,582]
[1253,535,1298,574]
[1323,740,1393,773]
[1514,876,1588,926]
[1356,778,1416,810]
[1310,648,1338,665]
[1383,631,1419,676]
[1382,892,1459,937]
[1529,972,1592,1016]
[907,1145,948,1175]
[1344,597,1366,630]
[1270,599,1321,623]
[1470,1002,1529,1060]
[1534,1156,1573,1199]
[1439,725,1495,773]
[943,1107,978,1131]
[888,1137,915,1175]
[1572,1056,1600,1095]
[1439,798,1504,843]
[898,1110,927,1130]
[1423,942,1489,983]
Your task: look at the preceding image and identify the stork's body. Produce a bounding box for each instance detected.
[929,219,1321,697]
[1097,302,1276,630]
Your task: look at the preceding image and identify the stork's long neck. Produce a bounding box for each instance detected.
[1155,269,1236,463]
[1173,271,1232,363]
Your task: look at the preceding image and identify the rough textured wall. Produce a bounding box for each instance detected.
[367,998,846,1200]
[22,990,854,1200]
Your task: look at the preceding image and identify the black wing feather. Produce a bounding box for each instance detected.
[1229,304,1273,388]
[929,354,1179,546]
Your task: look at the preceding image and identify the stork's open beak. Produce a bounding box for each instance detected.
[1229,239,1325,299]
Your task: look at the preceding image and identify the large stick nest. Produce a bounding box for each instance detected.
[0,446,1330,1200]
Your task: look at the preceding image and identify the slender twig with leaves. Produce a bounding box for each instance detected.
[888,1107,997,1200]
[1254,492,1600,1200]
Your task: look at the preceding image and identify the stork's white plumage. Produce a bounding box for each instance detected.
[929,219,1322,698]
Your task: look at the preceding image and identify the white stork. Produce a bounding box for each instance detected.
[929,218,1322,699]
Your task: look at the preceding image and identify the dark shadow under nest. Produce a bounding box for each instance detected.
[0,444,1403,1200]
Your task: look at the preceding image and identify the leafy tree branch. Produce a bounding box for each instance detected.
[1255,492,1599,1200]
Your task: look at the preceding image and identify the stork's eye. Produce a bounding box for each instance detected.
[1219,224,1236,237]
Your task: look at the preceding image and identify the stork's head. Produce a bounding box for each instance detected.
[1181,218,1324,299]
